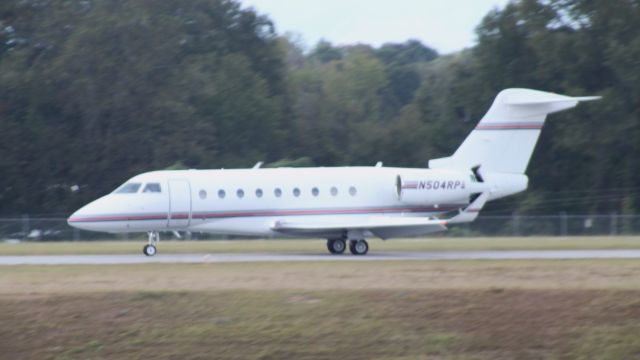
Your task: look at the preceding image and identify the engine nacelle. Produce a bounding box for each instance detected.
[396,171,489,206]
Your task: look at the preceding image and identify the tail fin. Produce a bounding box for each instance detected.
[429,88,600,174]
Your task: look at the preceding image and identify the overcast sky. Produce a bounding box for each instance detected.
[239,0,511,54]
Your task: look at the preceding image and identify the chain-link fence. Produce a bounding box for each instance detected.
[0,216,115,241]
[1,214,639,241]
[448,214,640,237]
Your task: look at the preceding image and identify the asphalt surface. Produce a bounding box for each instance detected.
[1,250,640,265]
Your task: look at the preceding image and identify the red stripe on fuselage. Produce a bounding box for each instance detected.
[68,214,168,222]
[68,205,463,223]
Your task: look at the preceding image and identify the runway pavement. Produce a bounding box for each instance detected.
[1,249,640,265]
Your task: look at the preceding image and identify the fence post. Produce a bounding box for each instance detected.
[21,214,29,237]
[610,212,618,236]
[560,212,568,237]
[513,215,520,236]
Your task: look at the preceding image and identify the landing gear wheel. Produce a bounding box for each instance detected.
[327,239,346,254]
[144,231,159,257]
[143,244,157,257]
[349,239,369,255]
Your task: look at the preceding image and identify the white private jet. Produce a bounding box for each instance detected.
[68,88,599,256]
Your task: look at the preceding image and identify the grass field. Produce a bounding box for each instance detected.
[2,238,640,359]
[1,235,639,255]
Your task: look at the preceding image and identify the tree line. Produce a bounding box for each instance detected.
[0,0,638,216]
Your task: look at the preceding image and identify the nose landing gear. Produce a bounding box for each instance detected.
[143,231,159,256]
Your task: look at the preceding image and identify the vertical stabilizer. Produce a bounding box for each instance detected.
[429,88,600,174]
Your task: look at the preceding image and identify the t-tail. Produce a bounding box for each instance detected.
[429,88,600,174]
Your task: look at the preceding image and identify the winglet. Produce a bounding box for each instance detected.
[446,192,489,224]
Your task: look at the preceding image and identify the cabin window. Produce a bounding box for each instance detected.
[256,189,263,198]
[115,183,141,194]
[237,189,245,199]
[311,187,319,197]
[349,186,357,196]
[199,190,207,199]
[293,188,301,197]
[218,189,226,199]
[142,183,162,193]
[330,187,338,196]
[274,188,282,197]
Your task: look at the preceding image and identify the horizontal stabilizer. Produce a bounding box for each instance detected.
[504,95,602,106]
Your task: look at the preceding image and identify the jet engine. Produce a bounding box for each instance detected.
[395,170,489,206]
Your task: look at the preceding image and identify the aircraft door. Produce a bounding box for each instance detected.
[168,179,191,228]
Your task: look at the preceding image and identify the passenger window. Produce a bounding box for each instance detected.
[237,189,245,198]
[115,183,142,194]
[274,188,282,197]
[293,188,301,197]
[199,190,207,199]
[349,186,357,196]
[218,189,226,199]
[256,189,263,198]
[330,187,338,196]
[142,183,162,193]
[311,187,319,197]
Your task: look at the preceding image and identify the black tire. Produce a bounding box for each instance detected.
[143,244,157,257]
[349,240,369,255]
[327,239,346,254]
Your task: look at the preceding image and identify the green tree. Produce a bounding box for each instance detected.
[0,0,288,214]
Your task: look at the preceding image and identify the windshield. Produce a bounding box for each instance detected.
[114,183,142,194]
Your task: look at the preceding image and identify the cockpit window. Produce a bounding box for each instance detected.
[142,183,162,193]
[114,183,142,194]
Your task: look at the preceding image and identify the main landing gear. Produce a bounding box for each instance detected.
[349,239,369,255]
[326,238,369,255]
[143,231,159,256]
[327,238,347,254]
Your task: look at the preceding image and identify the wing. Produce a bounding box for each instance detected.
[271,192,490,239]
[272,216,447,239]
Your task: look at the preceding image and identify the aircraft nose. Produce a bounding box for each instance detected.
[67,205,90,229]
[66,195,133,233]
[67,197,111,231]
